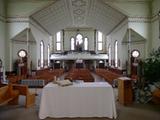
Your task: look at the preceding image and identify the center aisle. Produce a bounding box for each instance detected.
[58,71,106,82]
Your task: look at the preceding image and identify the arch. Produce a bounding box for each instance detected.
[76,33,83,45]
[75,33,83,51]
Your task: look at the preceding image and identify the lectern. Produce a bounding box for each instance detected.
[118,77,133,105]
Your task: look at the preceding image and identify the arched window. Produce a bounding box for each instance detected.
[108,44,111,66]
[40,40,44,68]
[76,34,83,45]
[47,44,50,67]
[56,31,61,51]
[97,31,103,51]
[70,37,75,50]
[114,41,118,67]
[84,37,88,50]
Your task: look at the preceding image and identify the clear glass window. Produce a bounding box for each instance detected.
[115,41,118,67]
[71,37,75,50]
[98,42,102,51]
[56,31,61,51]
[40,41,44,68]
[84,37,88,50]
[47,44,50,66]
[56,42,61,51]
[108,44,111,66]
[76,34,83,45]
[97,31,103,51]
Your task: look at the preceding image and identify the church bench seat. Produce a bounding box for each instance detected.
[96,68,122,85]
[12,84,36,108]
[0,84,19,106]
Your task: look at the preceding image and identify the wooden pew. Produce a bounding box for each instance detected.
[6,75,26,84]
[96,68,122,85]
[152,88,160,104]
[31,69,64,84]
[12,84,35,108]
[0,84,19,106]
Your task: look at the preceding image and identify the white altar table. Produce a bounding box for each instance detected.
[39,82,117,119]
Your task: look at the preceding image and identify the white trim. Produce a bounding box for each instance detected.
[6,16,29,23]
[0,14,6,22]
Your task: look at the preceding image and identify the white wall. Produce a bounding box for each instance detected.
[5,0,53,71]
[151,0,160,50]
[0,0,6,16]
[108,1,151,17]
[12,41,37,70]
[30,20,51,70]
[0,0,6,66]
[106,0,156,72]
[63,29,95,51]
[0,21,5,64]
[5,21,29,71]
[128,21,151,57]
[110,0,159,53]
[4,0,160,72]
[152,0,160,16]
[4,18,51,71]
[107,19,128,70]
[52,29,108,53]
[7,0,53,17]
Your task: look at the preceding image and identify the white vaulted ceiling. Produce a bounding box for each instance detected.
[31,0,127,35]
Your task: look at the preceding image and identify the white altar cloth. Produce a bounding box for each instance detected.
[39,82,117,119]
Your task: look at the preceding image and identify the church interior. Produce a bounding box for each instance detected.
[0,0,160,120]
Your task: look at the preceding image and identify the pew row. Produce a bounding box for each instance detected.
[95,68,122,85]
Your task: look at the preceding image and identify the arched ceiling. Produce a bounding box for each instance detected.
[30,0,127,35]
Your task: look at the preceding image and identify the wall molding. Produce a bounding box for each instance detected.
[2,15,50,36]
[12,40,36,44]
[128,16,151,23]
[6,16,29,23]
[0,14,6,22]
[151,15,159,23]
[128,14,159,23]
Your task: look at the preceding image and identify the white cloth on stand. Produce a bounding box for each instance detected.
[39,82,117,119]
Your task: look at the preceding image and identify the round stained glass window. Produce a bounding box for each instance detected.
[131,50,140,58]
[18,49,27,58]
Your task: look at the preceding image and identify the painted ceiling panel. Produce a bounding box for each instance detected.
[31,0,126,35]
